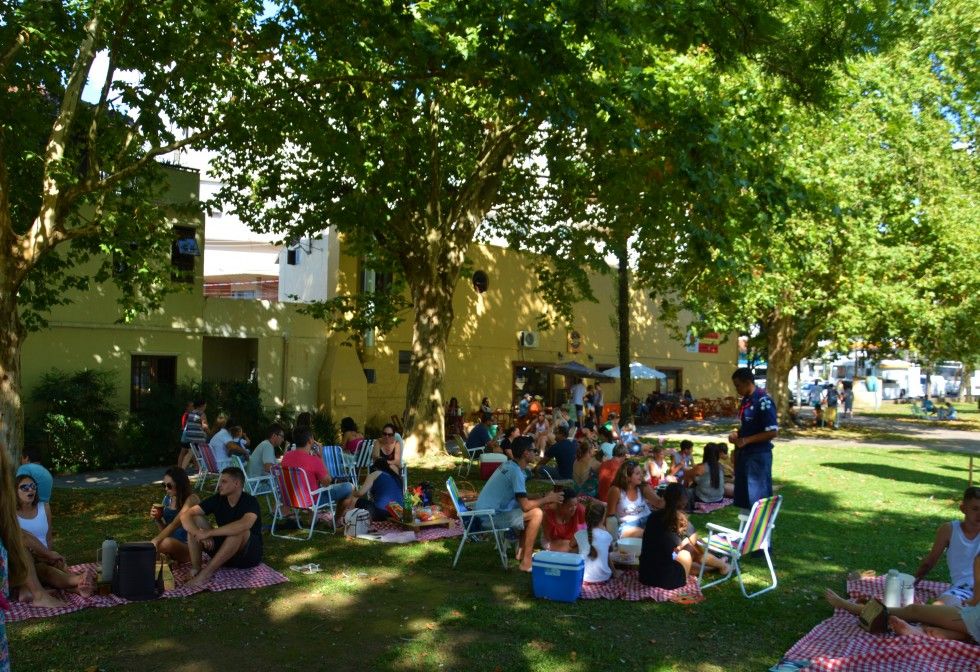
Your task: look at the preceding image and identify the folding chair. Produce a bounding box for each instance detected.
[232,455,278,514]
[351,439,375,483]
[698,495,782,598]
[445,477,511,569]
[198,443,232,493]
[451,435,483,477]
[189,443,210,491]
[269,465,338,540]
[322,445,358,489]
[401,462,408,496]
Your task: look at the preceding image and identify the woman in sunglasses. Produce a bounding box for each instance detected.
[150,467,200,563]
[372,423,402,471]
[15,475,93,596]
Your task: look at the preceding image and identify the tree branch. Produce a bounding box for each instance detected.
[0,28,29,76]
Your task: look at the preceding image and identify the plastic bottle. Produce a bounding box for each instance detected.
[99,538,118,582]
[884,569,903,608]
[901,573,916,606]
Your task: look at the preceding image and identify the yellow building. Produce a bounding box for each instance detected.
[22,166,738,426]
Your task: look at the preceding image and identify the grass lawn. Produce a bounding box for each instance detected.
[9,440,977,672]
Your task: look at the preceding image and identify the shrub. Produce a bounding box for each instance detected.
[29,369,121,473]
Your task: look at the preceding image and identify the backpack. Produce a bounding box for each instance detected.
[343,508,371,538]
[111,542,162,601]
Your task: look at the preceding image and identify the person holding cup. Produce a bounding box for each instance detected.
[150,467,200,563]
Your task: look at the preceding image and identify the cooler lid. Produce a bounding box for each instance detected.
[480,452,508,463]
[532,550,584,568]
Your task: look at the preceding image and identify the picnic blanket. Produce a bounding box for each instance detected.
[692,497,734,514]
[581,571,703,602]
[7,561,288,623]
[367,519,465,543]
[777,576,980,671]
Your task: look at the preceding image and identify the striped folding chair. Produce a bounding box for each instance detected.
[445,477,511,570]
[322,445,358,489]
[197,443,231,493]
[351,439,375,483]
[698,495,782,598]
[269,465,337,540]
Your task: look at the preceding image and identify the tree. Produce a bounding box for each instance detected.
[0,0,274,457]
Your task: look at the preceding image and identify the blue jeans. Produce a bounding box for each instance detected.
[734,450,772,510]
[317,482,353,507]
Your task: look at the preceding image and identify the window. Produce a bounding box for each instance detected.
[130,355,177,411]
[398,350,412,374]
[359,265,394,294]
[230,290,257,299]
[170,226,198,283]
[286,248,299,265]
[472,270,489,293]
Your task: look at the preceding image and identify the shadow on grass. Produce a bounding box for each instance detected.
[821,461,964,491]
[8,455,967,672]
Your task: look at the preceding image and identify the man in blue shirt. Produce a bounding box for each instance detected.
[728,368,778,512]
[465,414,495,452]
[475,436,563,571]
[534,425,576,481]
[17,449,54,503]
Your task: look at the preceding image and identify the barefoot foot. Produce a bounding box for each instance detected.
[824,588,851,611]
[29,590,67,609]
[889,616,927,638]
[75,571,95,598]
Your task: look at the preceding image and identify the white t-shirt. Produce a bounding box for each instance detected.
[209,428,234,463]
[575,527,613,583]
[571,383,587,406]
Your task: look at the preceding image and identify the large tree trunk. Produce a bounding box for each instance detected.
[615,242,632,422]
[401,274,455,460]
[0,289,25,461]
[764,310,795,428]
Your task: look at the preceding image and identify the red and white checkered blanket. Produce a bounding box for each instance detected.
[782,576,980,671]
[7,561,288,623]
[581,571,703,602]
[370,519,464,542]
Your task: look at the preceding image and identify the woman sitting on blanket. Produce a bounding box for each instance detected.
[605,460,662,540]
[638,483,728,589]
[575,500,615,583]
[824,554,980,643]
[682,442,726,507]
[543,488,586,552]
[150,467,201,563]
[572,440,601,497]
[354,458,404,521]
[15,475,93,598]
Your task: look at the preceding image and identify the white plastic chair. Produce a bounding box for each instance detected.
[232,455,277,514]
[446,477,511,569]
[698,495,782,598]
[269,465,338,540]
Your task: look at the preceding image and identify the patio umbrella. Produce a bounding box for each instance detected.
[547,361,615,381]
[600,362,667,380]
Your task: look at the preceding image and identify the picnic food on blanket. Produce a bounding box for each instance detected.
[386,502,404,519]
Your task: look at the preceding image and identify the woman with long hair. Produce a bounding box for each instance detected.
[605,460,661,539]
[683,443,726,505]
[340,417,364,454]
[372,423,402,470]
[150,467,201,563]
[638,483,727,588]
[572,440,600,497]
[15,475,93,597]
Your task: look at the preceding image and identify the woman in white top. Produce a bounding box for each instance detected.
[605,460,662,539]
[15,475,93,596]
[526,412,552,456]
[575,501,615,583]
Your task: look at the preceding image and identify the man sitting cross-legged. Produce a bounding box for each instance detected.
[474,436,564,572]
[179,467,263,588]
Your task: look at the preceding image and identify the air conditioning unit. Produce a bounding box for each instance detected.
[519,331,539,348]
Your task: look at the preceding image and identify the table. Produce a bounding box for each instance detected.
[392,517,453,532]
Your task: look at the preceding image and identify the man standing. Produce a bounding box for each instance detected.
[570,378,587,427]
[180,467,263,588]
[728,368,778,512]
[246,424,284,479]
[474,436,564,572]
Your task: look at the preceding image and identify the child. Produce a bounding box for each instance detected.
[646,445,668,488]
[575,501,614,583]
[914,486,980,606]
[668,440,694,482]
[619,422,643,455]
[230,426,251,459]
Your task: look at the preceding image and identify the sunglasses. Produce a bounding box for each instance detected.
[382,432,394,437]
[164,482,175,490]
[19,483,36,492]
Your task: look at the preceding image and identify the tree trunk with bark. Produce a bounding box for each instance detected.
[0,288,25,461]
[764,310,796,428]
[615,241,632,422]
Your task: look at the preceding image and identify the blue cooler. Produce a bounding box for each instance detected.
[531,551,584,602]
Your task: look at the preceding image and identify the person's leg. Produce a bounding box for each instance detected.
[157,537,191,564]
[184,514,211,576]
[35,562,94,597]
[520,508,544,572]
[674,549,693,576]
[890,617,970,641]
[185,530,250,587]
[825,589,972,637]
[16,560,66,608]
